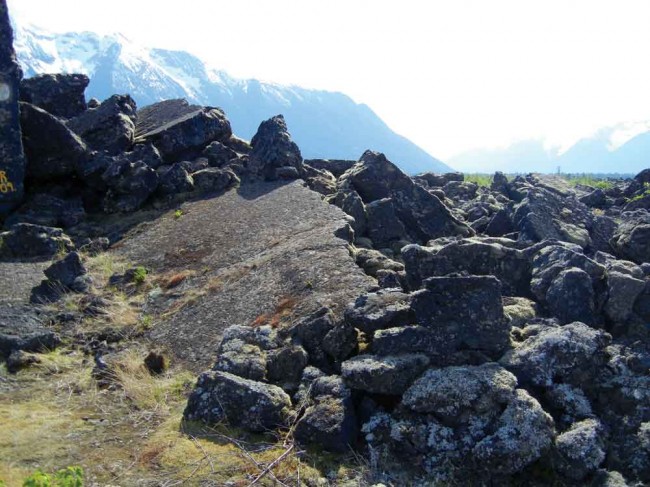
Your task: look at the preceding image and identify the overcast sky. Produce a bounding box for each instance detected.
[8,0,650,161]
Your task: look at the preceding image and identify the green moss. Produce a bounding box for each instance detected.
[463,174,493,187]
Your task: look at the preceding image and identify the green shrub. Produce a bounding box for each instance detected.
[173,209,183,219]
[463,173,493,187]
[22,466,83,486]
[629,182,650,202]
[132,266,148,285]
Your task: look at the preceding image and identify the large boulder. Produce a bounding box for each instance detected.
[19,102,89,180]
[338,151,473,242]
[4,193,85,229]
[0,0,26,216]
[365,198,407,247]
[157,164,194,195]
[545,267,596,325]
[136,100,231,162]
[553,419,606,481]
[610,210,650,264]
[410,275,510,354]
[20,73,88,119]
[0,223,74,259]
[249,115,303,180]
[402,237,532,295]
[31,251,90,303]
[183,370,292,432]
[0,304,61,358]
[67,94,137,154]
[341,353,430,395]
[500,321,610,388]
[101,157,159,213]
[344,289,414,335]
[294,375,357,453]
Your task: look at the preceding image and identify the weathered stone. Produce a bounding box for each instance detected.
[610,210,650,264]
[6,349,41,373]
[354,247,404,278]
[344,289,414,334]
[365,198,407,247]
[500,321,610,387]
[158,164,194,195]
[546,267,596,325]
[554,419,606,480]
[472,389,555,475]
[214,342,267,381]
[102,158,159,213]
[201,140,238,167]
[137,101,231,162]
[0,223,74,259]
[4,193,85,229]
[0,304,61,357]
[0,0,25,216]
[192,168,238,193]
[19,102,89,180]
[44,251,86,287]
[329,188,367,236]
[341,353,430,395]
[183,370,292,432]
[580,188,607,208]
[20,73,88,119]
[68,94,137,154]
[410,275,509,354]
[604,271,645,323]
[294,375,357,453]
[249,115,303,180]
[322,322,357,362]
[266,345,309,388]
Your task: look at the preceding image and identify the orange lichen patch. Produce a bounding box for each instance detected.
[251,296,298,328]
[156,270,197,290]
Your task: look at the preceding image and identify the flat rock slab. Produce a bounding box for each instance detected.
[0,261,49,305]
[115,180,375,369]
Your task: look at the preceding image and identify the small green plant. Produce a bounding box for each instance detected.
[132,266,148,285]
[173,209,183,219]
[629,182,650,202]
[139,314,154,330]
[22,466,83,486]
[463,173,493,187]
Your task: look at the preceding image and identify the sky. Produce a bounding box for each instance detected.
[7,0,650,163]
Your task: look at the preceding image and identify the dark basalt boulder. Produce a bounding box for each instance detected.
[490,171,509,195]
[31,251,90,303]
[442,180,478,200]
[0,1,26,217]
[0,223,74,259]
[67,94,137,154]
[192,168,238,193]
[266,345,309,389]
[500,321,610,388]
[402,237,532,295]
[0,304,61,357]
[365,197,407,248]
[304,159,356,178]
[102,158,159,213]
[137,101,231,162]
[294,375,357,453]
[344,289,414,335]
[410,275,510,354]
[580,188,607,208]
[249,115,303,180]
[302,164,337,196]
[484,208,514,237]
[328,188,367,237]
[20,73,89,119]
[610,210,650,264]
[183,370,292,432]
[341,353,430,395]
[19,102,89,180]
[157,164,194,195]
[371,325,446,357]
[339,151,473,243]
[4,193,85,229]
[415,171,463,188]
[354,248,404,278]
[201,140,238,167]
[546,267,596,325]
[553,419,606,481]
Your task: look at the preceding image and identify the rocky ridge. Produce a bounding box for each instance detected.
[1,19,650,487]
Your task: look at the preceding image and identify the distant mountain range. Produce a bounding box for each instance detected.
[12,21,452,175]
[449,123,650,175]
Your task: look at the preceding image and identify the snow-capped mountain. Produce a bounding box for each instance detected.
[449,123,650,174]
[12,22,452,174]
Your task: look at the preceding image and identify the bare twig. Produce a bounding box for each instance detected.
[247,444,295,487]
[190,435,215,474]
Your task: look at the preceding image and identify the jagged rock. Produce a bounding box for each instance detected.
[554,419,606,480]
[591,469,631,487]
[634,280,650,321]
[604,271,645,323]
[266,345,309,389]
[544,383,594,428]
[305,159,355,178]
[472,389,555,475]
[354,248,404,277]
[500,321,610,387]
[365,198,407,247]
[102,157,159,213]
[503,296,538,328]
[31,251,88,303]
[248,115,303,180]
[328,188,367,236]
[302,164,337,196]
[0,223,74,259]
[4,193,85,228]
[490,171,509,194]
[289,307,336,368]
[580,188,607,208]
[201,140,238,167]
[442,180,478,200]
[339,151,472,242]
[138,104,231,162]
[183,370,291,432]
[402,237,532,295]
[341,353,430,395]
[192,168,238,193]
[294,375,357,452]
[219,324,280,351]
[376,269,402,289]
[344,289,414,334]
[410,275,509,354]
[0,304,61,357]
[546,267,596,325]
[214,342,267,381]
[484,209,514,237]
[371,325,444,357]
[158,164,194,195]
[590,215,618,254]
[68,94,137,154]
[19,102,89,179]
[44,251,86,287]
[610,210,650,264]
[6,349,41,373]
[20,73,88,119]
[415,172,463,188]
[402,363,517,416]
[322,322,357,362]
[0,2,26,216]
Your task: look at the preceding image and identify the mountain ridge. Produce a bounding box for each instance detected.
[12,22,452,174]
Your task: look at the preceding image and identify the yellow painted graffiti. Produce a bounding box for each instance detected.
[0,171,16,193]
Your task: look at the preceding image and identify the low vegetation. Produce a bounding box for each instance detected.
[463,173,493,187]
[560,174,615,189]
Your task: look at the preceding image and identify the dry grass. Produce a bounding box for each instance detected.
[251,296,298,328]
